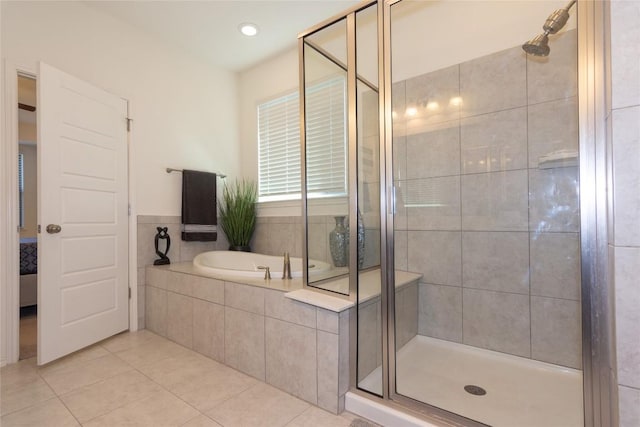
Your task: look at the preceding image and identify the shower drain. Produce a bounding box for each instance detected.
[464,385,487,396]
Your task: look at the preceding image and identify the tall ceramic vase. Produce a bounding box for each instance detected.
[329,216,349,267]
[357,209,365,269]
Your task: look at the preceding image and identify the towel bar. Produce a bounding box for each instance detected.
[166,168,226,179]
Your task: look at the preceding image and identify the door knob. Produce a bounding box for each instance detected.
[46,224,62,234]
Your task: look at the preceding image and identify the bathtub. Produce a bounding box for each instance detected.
[193,250,331,278]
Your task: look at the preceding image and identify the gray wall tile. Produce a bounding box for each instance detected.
[460,46,526,117]
[527,29,578,105]
[462,170,529,231]
[405,64,460,127]
[317,331,340,414]
[462,231,529,294]
[418,283,462,342]
[531,296,582,369]
[394,230,408,271]
[393,136,407,181]
[615,247,640,387]
[191,276,224,305]
[406,124,460,179]
[405,176,461,231]
[145,286,167,336]
[463,288,530,357]
[529,167,580,233]
[408,231,461,286]
[395,282,418,350]
[192,299,224,362]
[357,300,381,382]
[224,282,264,315]
[316,309,339,334]
[460,107,527,174]
[146,266,168,290]
[224,307,265,381]
[167,292,193,349]
[610,0,640,109]
[264,290,316,328]
[619,385,640,427]
[265,318,317,405]
[528,97,579,169]
[612,106,640,246]
[530,232,581,300]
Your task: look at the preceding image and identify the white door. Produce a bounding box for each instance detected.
[37,63,129,365]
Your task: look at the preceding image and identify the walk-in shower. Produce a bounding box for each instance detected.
[300,1,611,426]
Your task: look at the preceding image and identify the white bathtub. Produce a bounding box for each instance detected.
[193,251,331,278]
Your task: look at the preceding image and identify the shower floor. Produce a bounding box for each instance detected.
[358,335,583,427]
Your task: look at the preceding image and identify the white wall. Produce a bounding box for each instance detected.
[1,0,240,216]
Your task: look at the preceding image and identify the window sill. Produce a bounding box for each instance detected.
[257,196,348,217]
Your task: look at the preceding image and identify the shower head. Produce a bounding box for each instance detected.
[522,34,550,57]
[522,0,575,57]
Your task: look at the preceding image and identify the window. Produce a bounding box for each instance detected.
[258,76,347,202]
[18,153,24,228]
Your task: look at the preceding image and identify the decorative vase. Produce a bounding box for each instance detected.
[357,209,365,269]
[229,245,251,252]
[329,216,349,267]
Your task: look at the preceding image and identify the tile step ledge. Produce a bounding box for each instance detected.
[284,289,354,312]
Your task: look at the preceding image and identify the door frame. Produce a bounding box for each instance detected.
[1,60,138,366]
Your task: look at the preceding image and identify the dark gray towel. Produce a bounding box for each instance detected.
[181,170,217,241]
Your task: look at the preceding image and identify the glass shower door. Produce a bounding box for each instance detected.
[388,1,583,425]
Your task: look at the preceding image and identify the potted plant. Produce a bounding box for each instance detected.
[219,180,257,252]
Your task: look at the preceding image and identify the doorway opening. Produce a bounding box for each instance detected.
[18,74,38,360]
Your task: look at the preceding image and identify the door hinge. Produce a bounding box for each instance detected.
[37,224,41,233]
[126,118,132,132]
[128,287,132,299]
[128,204,131,216]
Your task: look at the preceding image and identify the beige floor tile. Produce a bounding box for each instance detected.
[83,389,199,427]
[38,344,110,376]
[113,335,194,368]
[0,375,56,416]
[0,357,39,388]
[60,370,164,423]
[40,353,134,395]
[181,414,223,427]
[0,398,79,427]
[100,329,162,353]
[285,406,354,427]
[174,367,258,412]
[207,382,310,427]
[137,351,223,389]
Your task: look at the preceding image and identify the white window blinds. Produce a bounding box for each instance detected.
[258,91,301,200]
[258,76,346,201]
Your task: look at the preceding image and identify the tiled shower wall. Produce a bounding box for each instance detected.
[609,1,640,425]
[392,31,582,369]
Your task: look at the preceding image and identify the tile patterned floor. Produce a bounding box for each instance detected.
[1,330,369,427]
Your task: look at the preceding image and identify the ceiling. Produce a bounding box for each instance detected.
[86,0,361,72]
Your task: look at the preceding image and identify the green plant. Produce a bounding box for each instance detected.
[219,180,257,248]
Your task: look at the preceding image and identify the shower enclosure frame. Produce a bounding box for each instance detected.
[299,0,615,425]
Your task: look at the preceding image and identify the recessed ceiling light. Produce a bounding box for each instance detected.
[239,23,259,37]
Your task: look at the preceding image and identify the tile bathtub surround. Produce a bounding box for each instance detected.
[145,266,351,414]
[137,215,224,331]
[394,32,582,369]
[0,331,367,427]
